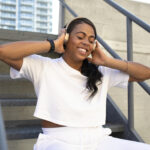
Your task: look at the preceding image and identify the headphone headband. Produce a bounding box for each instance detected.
[65,17,88,32]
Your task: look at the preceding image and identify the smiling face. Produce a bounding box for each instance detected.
[63,23,96,69]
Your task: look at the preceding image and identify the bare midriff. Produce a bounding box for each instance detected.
[42,120,66,128]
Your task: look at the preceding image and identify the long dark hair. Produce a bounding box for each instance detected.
[65,17,103,98]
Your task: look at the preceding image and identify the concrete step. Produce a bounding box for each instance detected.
[0,61,10,74]
[0,98,37,106]
[8,139,36,150]
[6,125,42,140]
[2,105,36,120]
[1,98,36,120]
[0,75,36,98]
[5,119,41,128]
[5,120,42,140]
[5,119,124,140]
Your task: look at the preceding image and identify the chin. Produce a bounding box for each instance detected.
[76,55,87,61]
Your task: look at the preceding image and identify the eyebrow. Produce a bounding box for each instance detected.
[76,31,95,38]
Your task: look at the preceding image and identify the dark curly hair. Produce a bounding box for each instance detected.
[65,17,103,98]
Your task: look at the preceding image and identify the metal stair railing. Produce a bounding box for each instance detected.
[59,0,150,141]
[104,0,150,133]
[95,0,150,132]
[0,103,8,150]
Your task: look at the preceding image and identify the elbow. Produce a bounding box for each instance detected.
[0,45,4,60]
[137,67,150,81]
[138,74,150,81]
[0,45,9,61]
[131,73,150,82]
[0,45,7,61]
[0,45,10,61]
[143,69,150,81]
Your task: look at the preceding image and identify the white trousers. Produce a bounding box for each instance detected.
[34,126,150,150]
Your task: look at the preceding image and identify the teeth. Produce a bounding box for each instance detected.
[79,48,86,53]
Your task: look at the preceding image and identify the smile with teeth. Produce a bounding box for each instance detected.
[78,48,87,55]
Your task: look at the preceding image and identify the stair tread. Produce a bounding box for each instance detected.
[6,119,42,140]
[0,98,37,106]
[0,75,36,99]
[5,119,41,127]
[6,125,42,140]
[5,120,124,140]
[0,75,26,80]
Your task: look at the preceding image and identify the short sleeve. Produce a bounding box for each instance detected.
[99,66,129,89]
[10,54,49,82]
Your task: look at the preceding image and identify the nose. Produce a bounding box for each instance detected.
[82,38,90,46]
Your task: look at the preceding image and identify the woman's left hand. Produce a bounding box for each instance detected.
[87,41,109,66]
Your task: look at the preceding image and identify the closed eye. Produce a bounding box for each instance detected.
[77,36,83,39]
[89,40,95,44]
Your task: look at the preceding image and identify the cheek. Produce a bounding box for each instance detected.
[67,38,78,49]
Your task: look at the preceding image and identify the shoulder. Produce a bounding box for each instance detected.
[24,54,61,64]
[98,66,111,76]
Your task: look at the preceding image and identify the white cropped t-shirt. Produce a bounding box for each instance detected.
[10,55,129,127]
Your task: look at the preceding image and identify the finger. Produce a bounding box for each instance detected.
[94,40,99,51]
[95,40,100,49]
[58,31,66,44]
[60,28,66,34]
[58,28,66,37]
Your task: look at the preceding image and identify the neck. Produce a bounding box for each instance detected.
[62,54,83,72]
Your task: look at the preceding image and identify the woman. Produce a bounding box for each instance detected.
[0,17,150,150]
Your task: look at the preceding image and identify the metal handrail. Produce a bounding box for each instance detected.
[59,0,78,17]
[104,0,150,33]
[104,0,150,131]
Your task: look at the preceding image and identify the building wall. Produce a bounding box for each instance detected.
[64,0,150,144]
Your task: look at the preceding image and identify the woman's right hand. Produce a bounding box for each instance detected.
[54,29,66,54]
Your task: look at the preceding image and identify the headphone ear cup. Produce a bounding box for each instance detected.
[64,33,69,44]
[93,41,96,50]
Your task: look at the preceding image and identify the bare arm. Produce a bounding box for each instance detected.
[0,41,52,60]
[0,29,66,70]
[0,41,52,71]
[88,41,150,82]
[104,58,150,82]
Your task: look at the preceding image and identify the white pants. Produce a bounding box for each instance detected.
[34,126,150,150]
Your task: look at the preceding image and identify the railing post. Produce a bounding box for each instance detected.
[0,103,8,150]
[127,17,134,130]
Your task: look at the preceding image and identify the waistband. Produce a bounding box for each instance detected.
[40,126,112,146]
